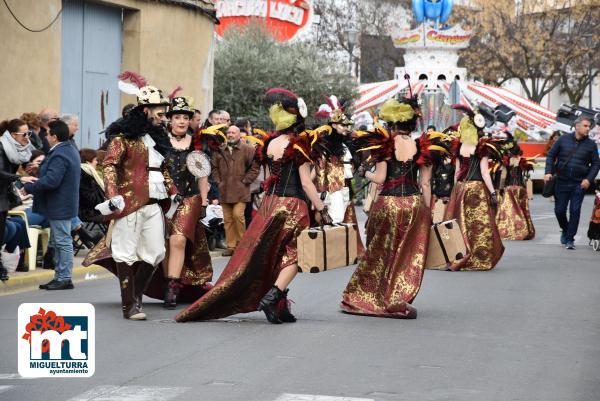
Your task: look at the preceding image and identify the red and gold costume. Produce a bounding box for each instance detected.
[496,156,535,240]
[313,129,365,257]
[444,138,505,270]
[341,112,447,319]
[176,132,312,322]
[587,191,600,244]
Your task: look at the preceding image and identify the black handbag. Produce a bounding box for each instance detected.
[542,145,579,198]
[7,181,22,209]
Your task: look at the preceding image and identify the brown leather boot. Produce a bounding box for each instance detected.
[116,262,146,320]
[133,261,157,315]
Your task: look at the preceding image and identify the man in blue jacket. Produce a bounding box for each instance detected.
[24,120,80,289]
[545,116,600,250]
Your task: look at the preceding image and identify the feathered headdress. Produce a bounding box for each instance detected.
[117,70,168,107]
[264,88,308,131]
[314,95,351,125]
[452,104,486,145]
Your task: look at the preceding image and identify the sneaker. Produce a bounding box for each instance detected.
[560,231,567,245]
[565,241,576,250]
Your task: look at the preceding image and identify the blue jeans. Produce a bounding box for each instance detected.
[49,220,74,281]
[554,181,586,242]
[25,208,82,230]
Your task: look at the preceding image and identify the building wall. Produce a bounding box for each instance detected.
[0,0,63,118]
[0,0,215,120]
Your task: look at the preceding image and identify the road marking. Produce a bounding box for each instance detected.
[0,385,14,394]
[0,373,34,380]
[65,385,190,401]
[274,394,374,401]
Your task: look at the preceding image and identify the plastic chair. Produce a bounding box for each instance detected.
[7,210,50,271]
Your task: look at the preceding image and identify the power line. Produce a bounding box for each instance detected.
[3,0,64,33]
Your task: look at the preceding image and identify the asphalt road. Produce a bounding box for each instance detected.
[1,195,599,401]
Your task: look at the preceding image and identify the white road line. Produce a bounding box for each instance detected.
[0,385,14,394]
[274,394,374,401]
[0,373,34,380]
[65,385,190,401]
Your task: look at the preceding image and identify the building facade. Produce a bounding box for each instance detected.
[1,0,216,148]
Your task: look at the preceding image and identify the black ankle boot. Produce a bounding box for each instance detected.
[277,289,296,323]
[0,261,8,282]
[258,286,283,324]
[164,278,181,309]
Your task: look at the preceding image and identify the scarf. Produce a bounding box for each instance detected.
[81,162,105,192]
[1,130,33,164]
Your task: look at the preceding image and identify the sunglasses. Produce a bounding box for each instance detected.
[14,132,31,137]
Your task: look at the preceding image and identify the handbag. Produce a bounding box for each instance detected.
[7,182,22,209]
[542,145,578,198]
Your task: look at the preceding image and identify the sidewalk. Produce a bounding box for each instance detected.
[0,249,225,296]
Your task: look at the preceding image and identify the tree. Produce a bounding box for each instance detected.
[455,0,600,103]
[312,0,409,80]
[213,23,358,127]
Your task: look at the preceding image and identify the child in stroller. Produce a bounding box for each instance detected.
[202,199,226,251]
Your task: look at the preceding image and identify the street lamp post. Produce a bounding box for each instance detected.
[346,27,359,77]
[584,34,593,109]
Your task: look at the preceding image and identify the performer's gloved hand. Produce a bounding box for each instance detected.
[95,195,125,215]
[319,206,333,226]
[490,191,498,210]
[172,193,183,204]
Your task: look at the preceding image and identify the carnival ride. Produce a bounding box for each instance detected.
[353,0,585,163]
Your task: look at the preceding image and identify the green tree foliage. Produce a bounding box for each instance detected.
[214,24,358,128]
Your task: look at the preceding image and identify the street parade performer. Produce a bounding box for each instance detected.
[340,97,449,319]
[495,134,536,240]
[312,95,364,256]
[443,105,505,271]
[176,88,333,324]
[83,72,179,320]
[153,94,218,309]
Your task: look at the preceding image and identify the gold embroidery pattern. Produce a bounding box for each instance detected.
[445,181,505,271]
[341,195,429,317]
[496,186,535,240]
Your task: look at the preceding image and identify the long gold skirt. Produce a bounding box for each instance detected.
[176,195,309,322]
[496,186,535,240]
[444,181,504,271]
[340,195,429,318]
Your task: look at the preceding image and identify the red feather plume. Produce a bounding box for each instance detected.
[168,85,183,100]
[118,71,147,89]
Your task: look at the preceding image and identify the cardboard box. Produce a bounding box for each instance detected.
[426,219,467,269]
[297,224,358,273]
[432,198,448,223]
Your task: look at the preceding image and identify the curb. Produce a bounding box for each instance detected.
[0,265,113,297]
[1,251,226,297]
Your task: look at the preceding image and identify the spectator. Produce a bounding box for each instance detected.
[24,120,81,290]
[543,131,562,156]
[544,116,600,250]
[203,109,222,128]
[38,107,58,153]
[79,148,107,223]
[25,150,45,176]
[211,124,260,256]
[235,118,252,136]
[0,119,37,280]
[220,110,231,126]
[189,109,202,133]
[61,114,80,149]
[20,112,45,151]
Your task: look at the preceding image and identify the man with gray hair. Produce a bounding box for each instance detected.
[544,116,600,249]
[38,107,58,153]
[61,114,79,148]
